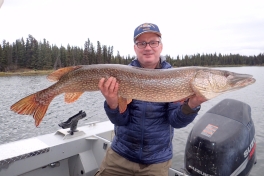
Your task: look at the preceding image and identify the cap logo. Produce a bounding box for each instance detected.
[137,23,155,31]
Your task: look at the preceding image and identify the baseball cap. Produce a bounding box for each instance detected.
[134,23,161,42]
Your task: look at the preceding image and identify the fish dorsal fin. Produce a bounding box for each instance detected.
[65,92,84,103]
[47,66,82,82]
[118,97,132,113]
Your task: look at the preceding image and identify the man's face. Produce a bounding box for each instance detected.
[134,33,163,69]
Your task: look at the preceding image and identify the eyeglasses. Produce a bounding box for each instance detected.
[135,41,160,49]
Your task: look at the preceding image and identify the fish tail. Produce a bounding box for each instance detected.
[10,91,54,127]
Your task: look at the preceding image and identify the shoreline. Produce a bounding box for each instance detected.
[0,70,53,77]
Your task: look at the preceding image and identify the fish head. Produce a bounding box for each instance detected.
[191,69,256,100]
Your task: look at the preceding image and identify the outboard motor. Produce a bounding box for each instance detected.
[184,99,256,176]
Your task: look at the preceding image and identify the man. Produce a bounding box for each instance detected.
[96,23,206,176]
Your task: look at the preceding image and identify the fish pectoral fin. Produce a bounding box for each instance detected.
[172,95,195,103]
[127,98,132,104]
[47,66,82,82]
[65,92,84,103]
[118,97,130,113]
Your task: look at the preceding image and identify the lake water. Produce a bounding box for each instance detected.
[0,66,263,175]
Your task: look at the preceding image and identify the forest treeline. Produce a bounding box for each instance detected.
[0,34,263,72]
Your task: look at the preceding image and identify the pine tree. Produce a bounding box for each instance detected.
[83,39,90,65]
[0,44,3,71]
[17,38,26,68]
[51,45,61,70]
[1,40,10,71]
[108,46,113,63]
[89,43,95,64]
[96,41,102,64]
[60,46,67,67]
[102,45,107,63]
[12,41,18,69]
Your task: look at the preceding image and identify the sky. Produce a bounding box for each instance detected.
[0,0,264,58]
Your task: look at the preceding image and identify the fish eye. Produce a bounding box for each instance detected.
[224,71,230,78]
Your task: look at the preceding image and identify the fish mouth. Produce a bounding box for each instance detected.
[227,72,256,88]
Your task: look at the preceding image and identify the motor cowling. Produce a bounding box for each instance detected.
[184,99,256,176]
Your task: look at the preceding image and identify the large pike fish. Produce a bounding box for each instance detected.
[10,64,255,126]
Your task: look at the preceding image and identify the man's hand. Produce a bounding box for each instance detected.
[98,77,119,109]
[188,95,207,109]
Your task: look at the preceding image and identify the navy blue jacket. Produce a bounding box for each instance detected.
[104,57,198,164]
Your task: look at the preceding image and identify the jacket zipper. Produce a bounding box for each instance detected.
[168,125,172,147]
[139,102,146,160]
